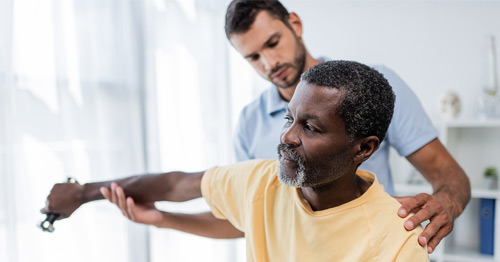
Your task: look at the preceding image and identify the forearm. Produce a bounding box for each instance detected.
[429,162,470,217]
[85,171,204,204]
[403,139,471,252]
[407,139,471,217]
[43,171,204,219]
[155,211,244,239]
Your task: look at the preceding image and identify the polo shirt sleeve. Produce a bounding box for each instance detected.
[375,65,438,157]
[232,109,252,162]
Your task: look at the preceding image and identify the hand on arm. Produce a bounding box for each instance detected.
[101,183,244,239]
[100,182,164,225]
[396,138,471,254]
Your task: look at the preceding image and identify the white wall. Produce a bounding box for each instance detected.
[282,0,500,122]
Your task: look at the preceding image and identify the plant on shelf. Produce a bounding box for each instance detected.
[483,166,499,189]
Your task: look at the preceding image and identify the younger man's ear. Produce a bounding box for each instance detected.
[353,136,380,164]
[288,12,303,38]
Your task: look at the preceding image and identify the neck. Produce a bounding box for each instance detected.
[278,52,322,101]
[300,173,371,211]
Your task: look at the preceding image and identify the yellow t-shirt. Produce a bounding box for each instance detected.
[201,159,429,262]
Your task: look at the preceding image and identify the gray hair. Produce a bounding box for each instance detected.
[301,60,395,142]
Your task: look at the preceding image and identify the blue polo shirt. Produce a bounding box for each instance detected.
[232,64,438,195]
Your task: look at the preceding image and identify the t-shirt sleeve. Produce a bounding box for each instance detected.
[201,160,273,232]
[375,65,438,157]
[394,233,430,262]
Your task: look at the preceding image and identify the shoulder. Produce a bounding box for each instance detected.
[363,191,428,261]
[239,88,275,119]
[201,159,279,230]
[369,64,421,101]
[369,65,408,92]
[369,64,399,80]
[204,159,277,187]
[369,64,438,155]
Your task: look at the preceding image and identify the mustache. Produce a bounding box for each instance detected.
[277,143,304,165]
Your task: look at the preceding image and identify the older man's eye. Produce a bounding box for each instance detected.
[305,123,316,131]
[284,116,293,123]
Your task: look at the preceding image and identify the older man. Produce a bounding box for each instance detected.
[48,61,429,261]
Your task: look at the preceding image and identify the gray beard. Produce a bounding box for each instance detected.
[277,143,351,189]
[277,143,307,187]
[277,160,306,188]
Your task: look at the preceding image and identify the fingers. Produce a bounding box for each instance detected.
[100,186,111,200]
[42,183,84,219]
[403,195,434,231]
[417,210,453,253]
[397,194,429,218]
[397,193,455,254]
[426,224,452,253]
[100,183,134,221]
[100,183,121,205]
[115,186,130,219]
[110,183,118,204]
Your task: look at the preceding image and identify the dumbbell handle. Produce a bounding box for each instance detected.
[40,213,60,232]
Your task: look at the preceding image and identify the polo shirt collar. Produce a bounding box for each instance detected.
[266,86,289,116]
[265,57,328,116]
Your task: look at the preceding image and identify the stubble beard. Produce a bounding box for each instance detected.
[270,39,307,89]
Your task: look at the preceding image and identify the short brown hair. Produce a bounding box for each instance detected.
[225,0,290,39]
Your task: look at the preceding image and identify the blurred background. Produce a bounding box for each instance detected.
[0,0,499,261]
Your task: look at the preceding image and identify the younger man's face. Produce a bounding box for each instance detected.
[228,11,306,89]
[277,82,357,188]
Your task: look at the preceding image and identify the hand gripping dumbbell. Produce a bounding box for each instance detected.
[39,177,78,232]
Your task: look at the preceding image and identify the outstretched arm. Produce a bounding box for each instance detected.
[101,183,245,239]
[41,171,204,220]
[397,138,471,254]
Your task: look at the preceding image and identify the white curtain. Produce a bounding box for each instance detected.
[0,0,243,261]
[0,0,150,261]
[144,0,243,261]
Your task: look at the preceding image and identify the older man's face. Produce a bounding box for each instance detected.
[277,82,356,188]
[229,11,306,89]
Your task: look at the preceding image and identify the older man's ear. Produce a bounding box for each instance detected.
[353,136,380,164]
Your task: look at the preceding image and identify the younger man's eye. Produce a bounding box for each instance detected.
[249,54,260,61]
